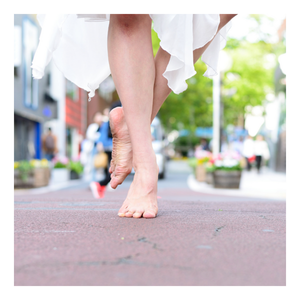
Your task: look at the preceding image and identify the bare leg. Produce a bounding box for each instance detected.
[108,14,158,218]
[109,14,237,186]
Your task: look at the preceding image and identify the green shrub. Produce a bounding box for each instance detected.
[205,164,216,173]
[17,160,34,181]
[214,163,243,171]
[174,134,200,157]
[68,161,84,175]
[53,162,67,169]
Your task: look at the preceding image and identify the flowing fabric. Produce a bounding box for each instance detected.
[31,14,232,100]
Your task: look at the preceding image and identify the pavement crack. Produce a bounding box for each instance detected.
[212,225,226,238]
[78,257,191,271]
[259,215,268,219]
[137,237,149,243]
[117,256,155,266]
[137,236,163,251]
[18,258,192,272]
[152,243,163,251]
[215,225,225,232]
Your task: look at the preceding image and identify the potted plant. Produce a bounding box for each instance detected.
[211,153,243,189]
[188,151,210,182]
[205,162,215,185]
[14,159,50,188]
[51,156,69,183]
[195,150,211,182]
[187,157,198,176]
[68,160,84,180]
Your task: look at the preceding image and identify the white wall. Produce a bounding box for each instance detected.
[47,62,66,157]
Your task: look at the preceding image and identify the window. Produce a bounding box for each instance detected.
[14,25,22,77]
[66,79,78,101]
[23,16,39,109]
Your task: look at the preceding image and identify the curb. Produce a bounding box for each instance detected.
[14,179,84,195]
[187,174,286,201]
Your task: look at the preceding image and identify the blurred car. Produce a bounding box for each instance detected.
[131,117,168,179]
[151,117,168,179]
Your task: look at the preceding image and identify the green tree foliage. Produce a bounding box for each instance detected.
[151,15,286,133]
[222,40,275,126]
[222,32,285,126]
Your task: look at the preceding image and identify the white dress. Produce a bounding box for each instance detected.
[31,14,232,100]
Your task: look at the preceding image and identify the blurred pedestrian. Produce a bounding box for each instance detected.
[201,138,209,151]
[254,135,270,173]
[42,128,57,161]
[80,112,103,179]
[194,138,209,157]
[90,100,122,198]
[232,136,244,156]
[221,135,229,153]
[242,135,255,171]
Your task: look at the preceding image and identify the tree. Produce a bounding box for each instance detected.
[222,21,285,127]
[151,15,286,133]
[222,40,275,127]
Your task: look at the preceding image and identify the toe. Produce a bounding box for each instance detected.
[110,169,130,189]
[125,211,134,218]
[110,176,120,189]
[109,162,115,174]
[118,204,129,217]
[143,210,157,218]
[133,211,143,218]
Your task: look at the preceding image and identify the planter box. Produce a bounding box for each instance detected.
[205,172,214,185]
[195,165,206,182]
[14,168,50,188]
[213,170,242,189]
[70,171,81,180]
[51,168,69,183]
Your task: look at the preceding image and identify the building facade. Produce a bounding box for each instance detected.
[14,14,119,163]
[86,75,119,126]
[65,81,87,159]
[14,14,58,161]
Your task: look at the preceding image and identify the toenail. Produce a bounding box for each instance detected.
[143,212,156,218]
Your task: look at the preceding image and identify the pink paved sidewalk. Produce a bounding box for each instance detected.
[14,186,286,286]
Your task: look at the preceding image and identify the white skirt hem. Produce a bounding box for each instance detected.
[31,14,232,100]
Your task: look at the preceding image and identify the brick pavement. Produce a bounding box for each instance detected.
[14,185,285,286]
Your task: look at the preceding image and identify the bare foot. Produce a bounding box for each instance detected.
[109,107,133,189]
[118,161,159,218]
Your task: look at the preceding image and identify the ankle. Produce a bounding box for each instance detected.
[132,150,157,171]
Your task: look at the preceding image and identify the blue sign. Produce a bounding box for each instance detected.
[179,129,190,137]
[195,127,213,138]
[43,106,52,117]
